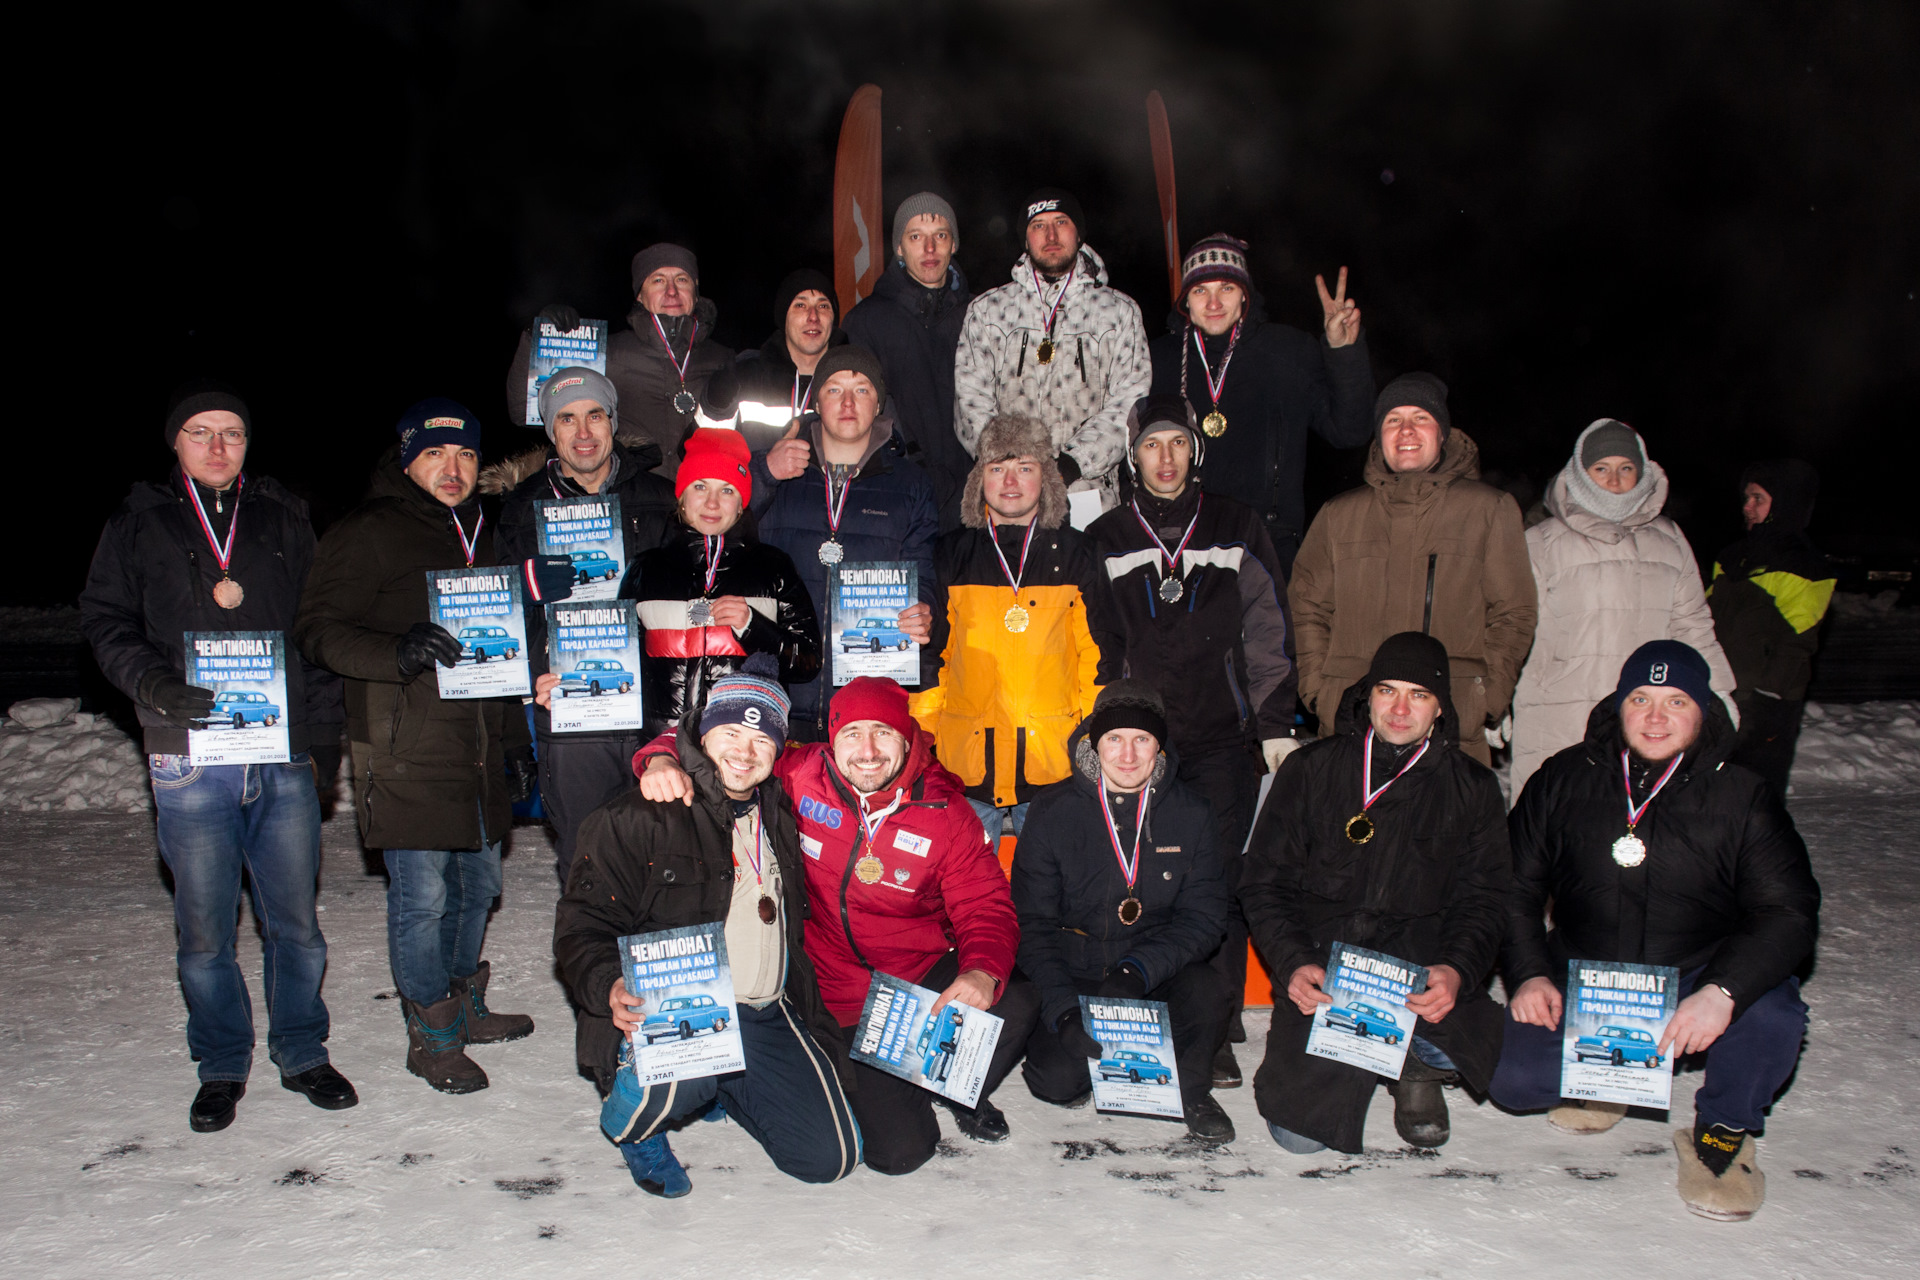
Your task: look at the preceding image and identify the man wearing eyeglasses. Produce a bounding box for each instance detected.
[80,383,352,1134]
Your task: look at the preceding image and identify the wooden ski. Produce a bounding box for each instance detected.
[833,84,885,316]
[1147,90,1180,304]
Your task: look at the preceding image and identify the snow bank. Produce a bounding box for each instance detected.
[0,697,151,813]
[1790,700,1920,797]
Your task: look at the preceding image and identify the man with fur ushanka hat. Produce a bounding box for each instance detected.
[910,412,1124,844]
[1241,632,1512,1156]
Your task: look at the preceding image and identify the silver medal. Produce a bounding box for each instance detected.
[818,539,845,565]
[688,598,714,627]
[673,389,696,415]
[1611,833,1647,867]
[1158,576,1184,604]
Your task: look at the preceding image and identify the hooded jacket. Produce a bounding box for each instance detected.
[1010,725,1230,1028]
[638,726,1017,1026]
[842,260,976,529]
[953,246,1152,491]
[1240,674,1511,1153]
[703,328,852,455]
[620,524,821,739]
[749,417,938,737]
[293,451,528,850]
[1708,460,1834,701]
[1289,430,1537,765]
[554,717,845,1086]
[1148,306,1376,554]
[81,469,343,756]
[1089,483,1296,755]
[507,297,734,477]
[1505,695,1820,1020]
[1511,424,1736,798]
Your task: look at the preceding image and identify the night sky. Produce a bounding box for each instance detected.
[21,0,1916,604]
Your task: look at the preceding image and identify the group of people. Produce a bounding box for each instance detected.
[79,186,1829,1224]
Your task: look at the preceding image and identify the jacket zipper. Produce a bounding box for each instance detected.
[1224,650,1250,728]
[1422,553,1437,634]
[1015,331,1028,378]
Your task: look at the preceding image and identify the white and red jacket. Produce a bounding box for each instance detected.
[637,728,1019,1024]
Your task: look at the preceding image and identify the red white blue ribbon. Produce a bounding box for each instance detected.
[1360,728,1431,813]
[988,517,1038,593]
[183,474,244,571]
[702,536,724,595]
[1028,259,1075,348]
[1130,495,1204,578]
[1621,749,1684,830]
[1099,783,1152,894]
[650,312,698,384]
[1191,320,1242,408]
[449,508,484,567]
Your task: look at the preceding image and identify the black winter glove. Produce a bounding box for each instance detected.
[396,622,463,680]
[524,554,576,604]
[1056,1009,1104,1061]
[537,303,582,334]
[308,744,342,791]
[1056,451,1082,485]
[1098,963,1150,1001]
[138,670,215,726]
[505,744,538,805]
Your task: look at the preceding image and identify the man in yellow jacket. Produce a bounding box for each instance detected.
[912,413,1123,841]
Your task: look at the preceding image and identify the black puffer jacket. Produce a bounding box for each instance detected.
[80,469,343,756]
[493,441,679,737]
[704,329,851,454]
[553,715,847,1087]
[842,261,976,530]
[1505,696,1820,1018]
[1240,674,1511,1152]
[507,298,734,476]
[1011,724,1229,1027]
[293,450,528,851]
[1708,460,1834,702]
[620,523,821,738]
[1148,305,1375,565]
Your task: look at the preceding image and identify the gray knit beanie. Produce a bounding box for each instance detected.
[630,243,699,294]
[536,367,619,439]
[892,192,959,256]
[1580,418,1645,472]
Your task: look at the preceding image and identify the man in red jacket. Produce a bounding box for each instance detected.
[637,676,1038,1172]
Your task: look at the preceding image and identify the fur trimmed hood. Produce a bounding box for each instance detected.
[479,445,550,497]
[960,412,1070,529]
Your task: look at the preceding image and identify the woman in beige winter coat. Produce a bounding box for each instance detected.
[1508,419,1736,799]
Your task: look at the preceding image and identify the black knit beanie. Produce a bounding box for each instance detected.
[773,268,837,326]
[1363,632,1452,704]
[1082,679,1169,747]
[1020,187,1086,238]
[808,344,887,410]
[164,380,252,447]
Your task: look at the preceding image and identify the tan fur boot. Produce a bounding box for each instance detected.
[1548,1099,1628,1133]
[1674,1125,1765,1221]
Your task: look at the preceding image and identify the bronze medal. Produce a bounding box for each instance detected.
[212,578,244,609]
[1118,897,1143,926]
[855,854,884,885]
[1036,338,1055,365]
[1202,410,1228,437]
[1003,605,1030,633]
[756,894,777,924]
[1345,813,1375,845]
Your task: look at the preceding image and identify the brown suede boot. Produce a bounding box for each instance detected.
[452,961,534,1045]
[403,993,489,1094]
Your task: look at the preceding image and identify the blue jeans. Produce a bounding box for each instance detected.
[148,753,329,1082]
[383,839,502,1005]
[966,799,1029,845]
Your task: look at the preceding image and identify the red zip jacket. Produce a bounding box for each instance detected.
[636,728,1019,1024]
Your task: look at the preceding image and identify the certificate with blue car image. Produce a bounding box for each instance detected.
[546,602,643,733]
[1304,941,1428,1080]
[620,922,746,1086]
[535,493,625,603]
[1080,995,1183,1119]
[1560,959,1680,1109]
[426,567,531,699]
[183,630,291,766]
[851,971,1003,1108]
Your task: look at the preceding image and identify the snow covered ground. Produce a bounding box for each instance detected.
[1,740,1916,1277]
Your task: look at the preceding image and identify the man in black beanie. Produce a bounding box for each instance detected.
[1011,679,1238,1143]
[80,382,353,1133]
[704,267,849,457]
[507,242,734,477]
[1242,632,1511,1155]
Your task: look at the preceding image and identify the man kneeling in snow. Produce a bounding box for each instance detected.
[553,656,859,1196]
[1492,640,1820,1222]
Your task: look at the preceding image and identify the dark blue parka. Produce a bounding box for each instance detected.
[751,416,938,737]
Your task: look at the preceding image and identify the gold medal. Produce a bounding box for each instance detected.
[1036,338,1055,365]
[855,854,884,885]
[1344,813,1375,844]
[1118,897,1143,926]
[1202,410,1228,437]
[1003,605,1030,633]
[212,578,244,609]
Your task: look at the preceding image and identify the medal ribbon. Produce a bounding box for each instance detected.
[1130,495,1204,581]
[650,313,699,387]
[449,507,484,567]
[1359,728,1431,813]
[823,465,852,541]
[1190,321,1242,408]
[701,535,723,595]
[1099,785,1153,894]
[855,787,910,862]
[1028,259,1075,347]
[989,518,1039,595]
[1620,749,1684,831]
[183,473,244,572]
[735,807,767,881]
[793,369,812,417]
